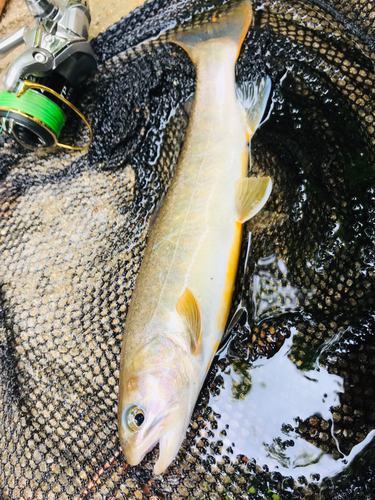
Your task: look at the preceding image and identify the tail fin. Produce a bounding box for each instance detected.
[169,1,252,65]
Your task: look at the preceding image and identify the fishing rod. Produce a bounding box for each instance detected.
[0,0,97,150]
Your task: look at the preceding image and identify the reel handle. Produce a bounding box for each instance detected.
[0,26,27,60]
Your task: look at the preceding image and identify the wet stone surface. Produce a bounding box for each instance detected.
[0,0,375,498]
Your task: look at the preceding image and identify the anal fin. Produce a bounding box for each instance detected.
[176,288,203,356]
[235,176,272,223]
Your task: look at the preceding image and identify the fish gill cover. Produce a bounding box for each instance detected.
[0,0,375,499]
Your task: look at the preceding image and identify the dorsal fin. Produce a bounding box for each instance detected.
[236,76,272,139]
[176,288,203,355]
[235,176,272,223]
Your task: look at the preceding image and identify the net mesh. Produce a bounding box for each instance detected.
[0,0,375,498]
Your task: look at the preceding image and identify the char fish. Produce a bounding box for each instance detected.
[118,0,272,474]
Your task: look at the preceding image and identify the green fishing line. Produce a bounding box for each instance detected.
[0,108,10,134]
[0,89,65,136]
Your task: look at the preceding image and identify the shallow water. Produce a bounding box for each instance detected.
[211,332,345,477]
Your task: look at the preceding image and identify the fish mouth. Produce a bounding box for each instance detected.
[145,439,160,456]
[153,422,186,475]
[124,438,160,466]
[121,412,171,466]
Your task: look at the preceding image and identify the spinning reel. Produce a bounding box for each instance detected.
[0,0,97,150]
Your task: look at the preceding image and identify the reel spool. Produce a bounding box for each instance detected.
[0,78,92,150]
[0,88,65,149]
[0,0,97,151]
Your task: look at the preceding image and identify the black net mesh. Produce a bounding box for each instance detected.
[0,0,375,498]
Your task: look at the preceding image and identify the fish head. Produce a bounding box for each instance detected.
[118,338,194,474]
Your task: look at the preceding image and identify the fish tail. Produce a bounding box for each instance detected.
[169,1,252,65]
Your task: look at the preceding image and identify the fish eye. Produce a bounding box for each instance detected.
[126,406,145,431]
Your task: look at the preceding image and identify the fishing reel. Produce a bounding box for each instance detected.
[0,0,97,150]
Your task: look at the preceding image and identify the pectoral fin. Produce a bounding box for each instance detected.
[176,288,203,355]
[235,176,272,223]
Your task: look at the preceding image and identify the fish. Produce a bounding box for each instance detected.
[118,0,273,475]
